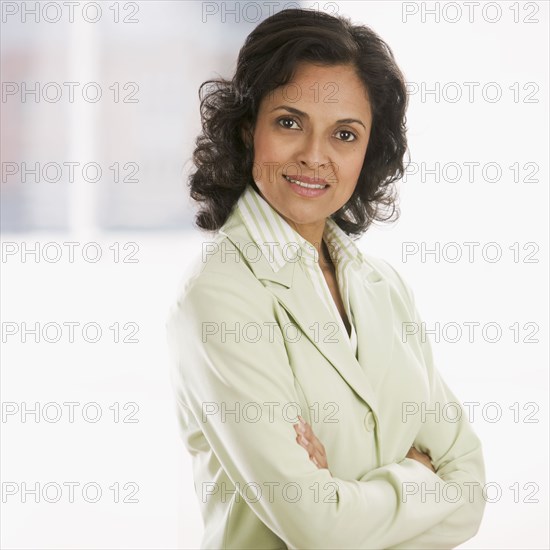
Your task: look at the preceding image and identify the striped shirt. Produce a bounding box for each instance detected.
[235,183,365,357]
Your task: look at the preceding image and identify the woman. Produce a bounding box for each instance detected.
[166,8,486,549]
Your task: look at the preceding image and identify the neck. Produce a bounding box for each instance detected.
[281,216,330,269]
[319,239,334,270]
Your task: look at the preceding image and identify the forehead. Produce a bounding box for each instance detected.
[263,62,371,116]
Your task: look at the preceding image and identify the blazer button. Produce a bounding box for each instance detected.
[364,411,375,432]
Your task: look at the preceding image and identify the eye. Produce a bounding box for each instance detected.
[335,129,357,142]
[277,117,301,130]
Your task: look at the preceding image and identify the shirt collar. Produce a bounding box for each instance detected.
[235,183,364,273]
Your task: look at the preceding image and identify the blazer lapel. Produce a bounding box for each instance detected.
[266,264,381,414]
[219,208,395,419]
[348,266,395,395]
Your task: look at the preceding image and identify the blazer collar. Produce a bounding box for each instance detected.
[219,198,395,426]
[234,182,367,274]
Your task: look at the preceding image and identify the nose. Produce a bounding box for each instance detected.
[295,133,331,174]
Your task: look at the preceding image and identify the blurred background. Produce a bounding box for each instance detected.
[1,1,548,548]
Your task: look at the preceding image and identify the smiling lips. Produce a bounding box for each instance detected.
[283,174,328,189]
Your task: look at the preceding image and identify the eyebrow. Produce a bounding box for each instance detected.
[269,105,367,130]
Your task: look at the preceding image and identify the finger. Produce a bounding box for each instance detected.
[295,422,317,451]
[310,448,328,469]
[310,438,326,460]
[297,434,321,464]
[301,435,326,468]
[299,437,328,469]
[295,422,328,469]
[295,433,310,450]
[407,446,420,459]
[298,420,326,458]
[296,417,309,436]
[299,418,321,445]
[293,423,307,441]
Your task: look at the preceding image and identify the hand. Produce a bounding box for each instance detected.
[293,416,330,473]
[406,445,436,473]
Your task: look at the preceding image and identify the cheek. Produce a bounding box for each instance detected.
[254,126,279,160]
[253,132,292,183]
[253,129,283,184]
[338,149,365,183]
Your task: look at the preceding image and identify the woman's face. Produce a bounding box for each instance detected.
[251,62,373,231]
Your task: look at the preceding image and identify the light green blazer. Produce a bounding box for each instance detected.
[166,206,486,549]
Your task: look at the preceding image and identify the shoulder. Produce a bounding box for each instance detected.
[166,233,275,325]
[358,252,417,312]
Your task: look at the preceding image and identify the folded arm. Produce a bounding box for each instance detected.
[167,272,473,549]
[378,260,487,549]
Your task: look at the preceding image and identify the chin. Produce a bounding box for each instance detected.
[285,209,328,225]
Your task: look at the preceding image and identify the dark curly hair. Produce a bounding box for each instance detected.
[189,8,409,237]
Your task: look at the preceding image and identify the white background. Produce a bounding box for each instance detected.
[1,1,548,548]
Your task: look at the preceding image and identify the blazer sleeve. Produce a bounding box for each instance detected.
[378,261,487,549]
[166,271,471,550]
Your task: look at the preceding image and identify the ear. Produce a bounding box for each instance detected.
[240,122,253,147]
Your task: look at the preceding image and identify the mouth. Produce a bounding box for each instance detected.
[283,174,329,189]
